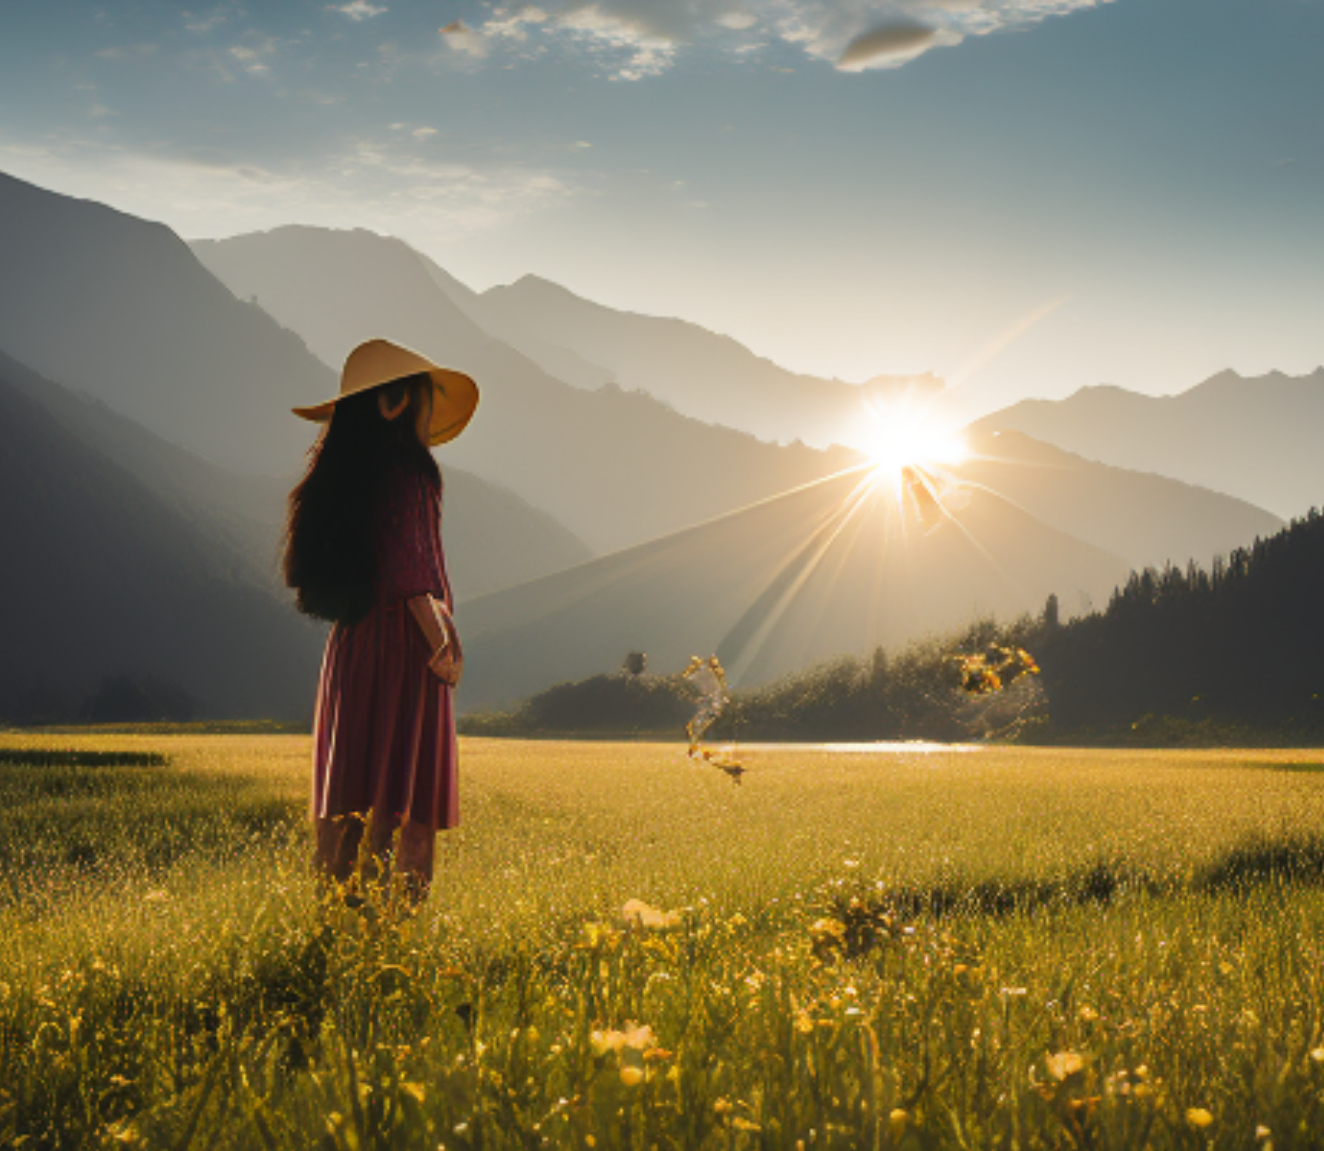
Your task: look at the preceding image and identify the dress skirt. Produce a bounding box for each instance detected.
[311,599,458,879]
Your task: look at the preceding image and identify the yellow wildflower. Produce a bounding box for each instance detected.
[1046,1052,1085,1081]
[590,1022,657,1057]
[622,899,681,930]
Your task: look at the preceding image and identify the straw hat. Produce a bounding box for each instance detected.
[292,338,479,446]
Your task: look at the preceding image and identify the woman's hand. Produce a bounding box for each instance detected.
[409,594,464,688]
[428,623,464,687]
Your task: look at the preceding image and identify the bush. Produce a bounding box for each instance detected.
[458,671,698,737]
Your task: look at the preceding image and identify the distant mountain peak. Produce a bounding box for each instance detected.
[977,365,1324,520]
[1186,368,1246,395]
[508,272,575,295]
[1063,383,1134,400]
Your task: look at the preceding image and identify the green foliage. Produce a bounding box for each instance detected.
[463,618,1045,743]
[7,735,1324,1147]
[718,616,1045,743]
[459,672,699,738]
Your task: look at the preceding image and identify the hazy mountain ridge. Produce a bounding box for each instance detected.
[0,345,596,719]
[976,368,1324,520]
[0,171,1302,723]
[190,225,863,554]
[455,467,1133,709]
[413,254,615,391]
[0,340,592,604]
[0,352,324,721]
[0,346,288,588]
[456,428,1285,709]
[0,171,333,476]
[479,274,866,448]
[956,429,1284,572]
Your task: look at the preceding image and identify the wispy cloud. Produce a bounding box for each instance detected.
[447,0,1112,78]
[95,43,159,61]
[390,122,441,140]
[228,39,278,76]
[445,1,754,78]
[0,134,576,246]
[182,6,236,35]
[329,135,574,232]
[330,1,389,21]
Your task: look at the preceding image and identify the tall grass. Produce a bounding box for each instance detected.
[5,734,1324,1147]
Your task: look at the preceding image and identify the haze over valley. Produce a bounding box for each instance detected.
[0,164,1314,720]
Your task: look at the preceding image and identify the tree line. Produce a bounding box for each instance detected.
[1037,506,1324,736]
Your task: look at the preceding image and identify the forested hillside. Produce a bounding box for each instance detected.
[1038,509,1324,733]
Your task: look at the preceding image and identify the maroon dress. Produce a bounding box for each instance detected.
[311,464,457,879]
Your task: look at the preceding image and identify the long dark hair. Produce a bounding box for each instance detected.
[284,373,439,624]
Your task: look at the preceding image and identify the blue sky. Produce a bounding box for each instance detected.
[2,0,1321,413]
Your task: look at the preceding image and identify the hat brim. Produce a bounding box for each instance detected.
[292,366,478,446]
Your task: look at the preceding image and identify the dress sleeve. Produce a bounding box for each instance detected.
[375,468,446,606]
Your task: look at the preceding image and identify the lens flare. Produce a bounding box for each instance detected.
[853,393,969,496]
[863,415,968,476]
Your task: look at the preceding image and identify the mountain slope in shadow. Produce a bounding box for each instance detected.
[0,170,335,476]
[455,466,1131,710]
[191,226,861,553]
[955,428,1283,571]
[0,353,324,721]
[479,273,865,447]
[975,368,1324,520]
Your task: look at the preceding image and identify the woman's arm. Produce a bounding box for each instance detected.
[407,594,463,687]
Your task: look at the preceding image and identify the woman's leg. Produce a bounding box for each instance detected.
[365,812,436,903]
[315,814,366,883]
[397,820,436,902]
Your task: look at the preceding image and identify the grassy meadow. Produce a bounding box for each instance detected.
[4,733,1324,1148]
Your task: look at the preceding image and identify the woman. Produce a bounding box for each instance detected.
[284,338,479,899]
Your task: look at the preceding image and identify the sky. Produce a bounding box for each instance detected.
[1,0,1322,416]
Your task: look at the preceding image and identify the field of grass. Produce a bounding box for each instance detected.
[5,732,1324,1148]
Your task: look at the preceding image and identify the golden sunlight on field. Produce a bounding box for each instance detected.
[6,731,1324,1148]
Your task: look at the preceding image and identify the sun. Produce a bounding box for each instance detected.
[854,398,969,485]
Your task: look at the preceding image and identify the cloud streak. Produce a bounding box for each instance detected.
[449,0,1113,78]
[0,134,575,247]
[330,1,388,21]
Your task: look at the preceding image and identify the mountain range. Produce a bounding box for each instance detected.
[974,369,1324,520]
[476,273,866,447]
[190,226,862,554]
[455,429,1283,706]
[457,464,1132,708]
[957,429,1281,572]
[0,168,1305,720]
